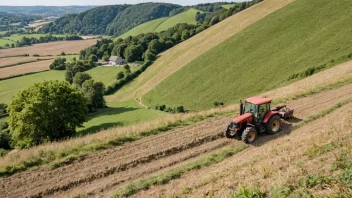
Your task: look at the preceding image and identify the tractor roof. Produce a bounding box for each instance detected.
[245,97,272,105]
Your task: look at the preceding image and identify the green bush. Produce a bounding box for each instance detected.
[232,186,265,198]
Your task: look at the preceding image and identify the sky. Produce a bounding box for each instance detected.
[0,0,245,6]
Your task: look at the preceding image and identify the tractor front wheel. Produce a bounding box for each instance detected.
[224,124,236,138]
[242,127,257,144]
[266,115,281,135]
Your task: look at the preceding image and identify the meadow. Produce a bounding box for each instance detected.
[118,9,201,39]
[221,4,237,9]
[0,34,66,48]
[143,0,352,110]
[85,66,138,87]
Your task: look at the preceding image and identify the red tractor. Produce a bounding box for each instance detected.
[225,97,294,144]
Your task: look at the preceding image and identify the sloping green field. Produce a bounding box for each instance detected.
[222,4,237,9]
[143,0,352,110]
[119,17,168,39]
[0,66,129,104]
[119,8,201,39]
[155,8,200,32]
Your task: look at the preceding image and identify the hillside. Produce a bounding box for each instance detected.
[39,3,180,36]
[1,58,352,197]
[119,17,168,39]
[119,8,201,39]
[143,0,352,110]
[154,8,201,32]
[105,0,292,103]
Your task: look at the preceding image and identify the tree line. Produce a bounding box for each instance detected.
[3,34,83,48]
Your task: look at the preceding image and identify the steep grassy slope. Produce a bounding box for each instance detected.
[143,0,352,110]
[105,0,294,103]
[154,8,201,32]
[118,17,168,39]
[222,4,237,9]
[119,8,201,39]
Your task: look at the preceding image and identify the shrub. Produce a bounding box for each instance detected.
[32,54,40,57]
[61,52,66,56]
[214,101,224,107]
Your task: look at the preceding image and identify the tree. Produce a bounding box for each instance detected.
[82,80,106,112]
[7,81,87,148]
[124,44,144,62]
[65,63,85,84]
[73,72,92,88]
[49,58,66,70]
[123,64,131,74]
[117,71,125,80]
[143,49,156,61]
[181,29,190,40]
[88,54,98,63]
[148,39,163,54]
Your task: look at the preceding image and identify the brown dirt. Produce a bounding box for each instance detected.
[0,60,53,78]
[1,80,351,198]
[0,57,49,68]
[135,103,352,198]
[106,0,295,102]
[0,39,97,57]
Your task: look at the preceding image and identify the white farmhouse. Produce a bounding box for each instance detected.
[109,56,127,66]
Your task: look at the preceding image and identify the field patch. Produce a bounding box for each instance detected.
[0,59,53,79]
[155,9,201,32]
[85,66,138,87]
[143,0,352,110]
[119,17,169,39]
[0,39,97,57]
[77,100,165,135]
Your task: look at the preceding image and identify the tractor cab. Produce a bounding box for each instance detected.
[225,97,283,144]
[241,97,273,124]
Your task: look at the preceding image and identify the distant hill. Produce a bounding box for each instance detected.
[39,3,181,36]
[119,8,202,39]
[0,6,96,17]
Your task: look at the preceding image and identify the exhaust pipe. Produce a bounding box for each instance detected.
[240,100,243,115]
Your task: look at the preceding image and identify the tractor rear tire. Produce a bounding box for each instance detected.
[242,127,257,144]
[224,124,236,138]
[266,115,281,135]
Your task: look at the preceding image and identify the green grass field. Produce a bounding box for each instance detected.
[0,34,66,47]
[0,39,14,47]
[118,8,201,39]
[222,4,237,9]
[77,100,165,135]
[143,0,352,110]
[0,70,64,104]
[119,17,169,39]
[85,66,138,87]
[0,65,135,104]
[155,9,201,32]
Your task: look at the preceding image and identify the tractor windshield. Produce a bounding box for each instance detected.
[244,102,257,114]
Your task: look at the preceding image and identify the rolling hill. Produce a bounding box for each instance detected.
[105,0,293,103]
[142,0,352,110]
[39,3,181,36]
[119,8,202,39]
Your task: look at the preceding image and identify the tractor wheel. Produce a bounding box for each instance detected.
[266,115,281,135]
[242,127,257,144]
[224,124,236,138]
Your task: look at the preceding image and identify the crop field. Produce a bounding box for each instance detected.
[106,0,293,103]
[0,59,53,79]
[0,56,44,67]
[143,0,352,110]
[119,17,168,39]
[1,61,352,197]
[0,39,97,57]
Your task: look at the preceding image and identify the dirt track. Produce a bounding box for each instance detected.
[1,80,352,198]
